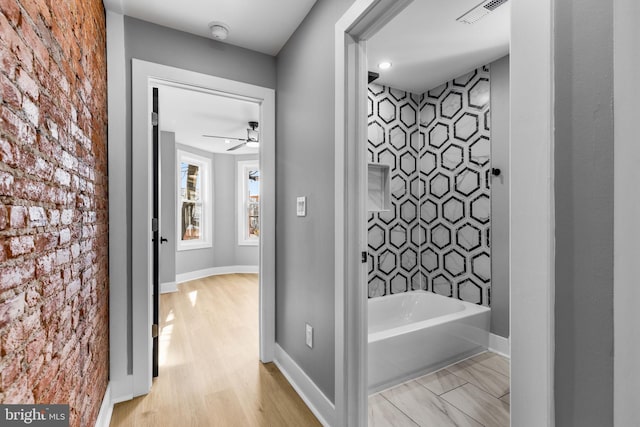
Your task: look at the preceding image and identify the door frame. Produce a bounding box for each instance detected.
[131,59,276,396]
[334,0,556,426]
[613,0,640,423]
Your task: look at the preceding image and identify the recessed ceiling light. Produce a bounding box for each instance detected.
[378,62,392,70]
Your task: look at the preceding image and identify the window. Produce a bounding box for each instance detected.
[177,150,212,250]
[237,160,260,246]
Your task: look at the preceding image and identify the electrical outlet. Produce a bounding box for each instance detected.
[305,323,313,348]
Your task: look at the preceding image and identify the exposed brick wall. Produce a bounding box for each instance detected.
[0,1,108,426]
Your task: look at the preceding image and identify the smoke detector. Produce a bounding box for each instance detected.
[209,22,230,40]
[456,0,509,24]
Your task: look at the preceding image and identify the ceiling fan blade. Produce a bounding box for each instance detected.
[227,142,247,152]
[202,135,245,141]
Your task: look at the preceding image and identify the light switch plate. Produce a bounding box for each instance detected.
[297,196,306,217]
[305,323,313,348]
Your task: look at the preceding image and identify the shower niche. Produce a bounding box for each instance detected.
[367,163,391,212]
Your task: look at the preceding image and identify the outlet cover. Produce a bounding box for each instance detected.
[305,323,313,348]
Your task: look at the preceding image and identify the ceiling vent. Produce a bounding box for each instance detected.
[456,0,509,24]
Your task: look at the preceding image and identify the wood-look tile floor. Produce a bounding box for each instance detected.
[369,352,510,427]
[110,274,321,427]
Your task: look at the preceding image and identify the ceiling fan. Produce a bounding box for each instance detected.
[202,121,260,151]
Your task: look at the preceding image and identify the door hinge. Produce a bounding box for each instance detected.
[152,218,158,232]
[151,111,158,126]
[361,251,368,263]
[152,324,158,338]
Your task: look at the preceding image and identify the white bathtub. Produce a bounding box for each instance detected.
[368,290,490,393]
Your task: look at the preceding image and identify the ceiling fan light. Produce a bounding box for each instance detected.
[246,141,259,149]
[247,128,259,142]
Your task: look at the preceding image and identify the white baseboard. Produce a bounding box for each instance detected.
[95,383,113,427]
[175,265,259,284]
[273,344,335,427]
[489,333,510,358]
[160,281,177,294]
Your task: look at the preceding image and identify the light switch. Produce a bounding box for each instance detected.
[297,196,306,217]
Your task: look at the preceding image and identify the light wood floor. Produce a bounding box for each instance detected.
[110,274,321,427]
[369,351,510,427]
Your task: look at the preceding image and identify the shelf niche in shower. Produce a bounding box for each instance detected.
[368,163,391,212]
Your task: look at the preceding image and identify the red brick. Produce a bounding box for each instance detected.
[0,72,22,108]
[0,352,22,390]
[55,248,70,266]
[21,96,39,127]
[25,332,46,364]
[8,205,26,228]
[48,209,60,225]
[0,260,35,292]
[0,12,32,73]
[35,251,55,277]
[60,209,73,225]
[18,14,49,68]
[35,232,57,253]
[3,374,35,404]
[0,105,35,145]
[8,235,35,257]
[54,167,71,187]
[27,353,44,385]
[20,0,52,29]
[0,0,108,423]
[33,357,59,401]
[0,292,26,329]
[28,206,46,227]
[0,204,7,230]
[14,178,44,201]
[41,273,63,298]
[0,170,14,195]
[16,67,39,101]
[0,0,22,27]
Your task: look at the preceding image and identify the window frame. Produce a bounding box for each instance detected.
[176,149,213,251]
[237,159,260,246]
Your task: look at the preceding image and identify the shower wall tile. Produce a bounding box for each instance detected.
[367,84,421,297]
[368,65,491,306]
[421,66,492,306]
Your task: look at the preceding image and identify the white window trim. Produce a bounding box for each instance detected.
[176,149,212,251]
[237,159,259,246]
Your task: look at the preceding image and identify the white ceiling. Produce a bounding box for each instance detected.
[103,0,317,55]
[107,0,509,149]
[367,0,510,93]
[158,85,260,155]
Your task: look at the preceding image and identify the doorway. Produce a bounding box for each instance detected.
[334,0,555,426]
[131,60,276,396]
[153,82,263,379]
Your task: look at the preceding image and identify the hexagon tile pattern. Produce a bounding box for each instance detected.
[368,84,421,297]
[367,65,491,307]
[421,66,491,306]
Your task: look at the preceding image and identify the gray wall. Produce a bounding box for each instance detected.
[160,132,177,284]
[165,142,259,276]
[123,16,275,304]
[275,0,357,403]
[489,56,509,338]
[554,0,614,425]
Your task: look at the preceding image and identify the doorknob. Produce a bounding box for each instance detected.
[160,237,168,244]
